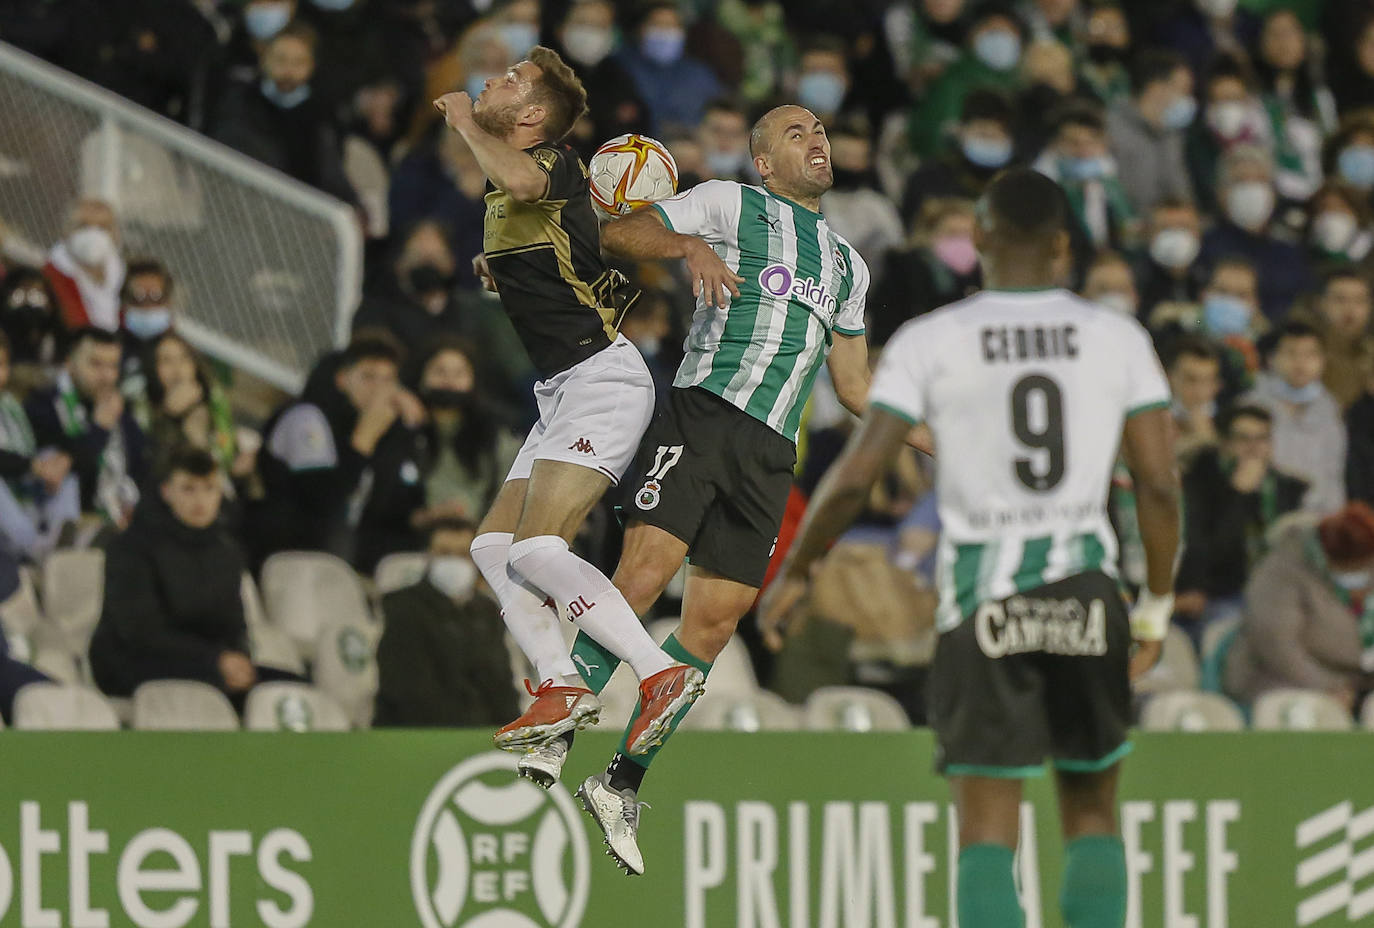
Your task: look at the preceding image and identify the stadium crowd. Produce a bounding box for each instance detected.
[0,0,1373,729]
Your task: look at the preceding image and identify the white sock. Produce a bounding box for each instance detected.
[508,535,674,681]
[470,532,581,686]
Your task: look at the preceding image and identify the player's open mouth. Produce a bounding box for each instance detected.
[810,157,828,167]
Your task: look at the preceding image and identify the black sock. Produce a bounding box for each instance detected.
[606,753,646,793]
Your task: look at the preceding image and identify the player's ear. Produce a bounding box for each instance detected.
[754,152,770,181]
[520,102,546,128]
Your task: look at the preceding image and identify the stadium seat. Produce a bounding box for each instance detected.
[1361,697,1374,731]
[131,680,240,731]
[260,551,373,661]
[1200,613,1242,663]
[647,617,759,697]
[1251,688,1353,731]
[313,622,378,729]
[1133,625,1200,696]
[1139,690,1245,731]
[682,689,802,732]
[374,552,429,595]
[803,686,911,731]
[30,647,79,685]
[12,682,120,730]
[0,565,44,640]
[243,682,350,732]
[40,548,104,653]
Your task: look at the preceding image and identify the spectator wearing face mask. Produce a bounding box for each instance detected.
[373,518,520,727]
[388,127,487,282]
[1106,49,1196,215]
[222,0,297,84]
[42,198,125,333]
[792,39,851,124]
[615,2,722,137]
[871,198,980,345]
[909,5,1026,158]
[1244,321,1347,514]
[1136,199,1206,317]
[1222,501,1374,715]
[0,268,62,393]
[352,220,464,354]
[1201,144,1314,322]
[211,22,355,203]
[25,328,146,528]
[1164,335,1223,464]
[552,0,648,151]
[1033,103,1136,273]
[694,99,753,183]
[1158,257,1263,407]
[1077,4,1132,106]
[714,0,796,105]
[820,117,904,284]
[116,259,177,400]
[1304,181,1374,274]
[1307,270,1374,412]
[1156,0,1260,81]
[0,332,79,562]
[254,332,425,569]
[901,89,1015,227]
[1322,112,1374,216]
[1174,404,1306,652]
[1080,251,1139,318]
[409,337,521,529]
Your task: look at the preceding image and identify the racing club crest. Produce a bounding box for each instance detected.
[636,479,662,511]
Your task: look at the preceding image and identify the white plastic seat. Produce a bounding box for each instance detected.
[1200,613,1242,662]
[374,552,429,595]
[260,551,373,661]
[803,686,911,731]
[12,682,119,730]
[1361,696,1374,731]
[30,647,79,684]
[313,622,378,729]
[1252,688,1353,731]
[244,682,350,731]
[1139,690,1245,731]
[131,680,240,731]
[0,565,44,640]
[682,689,802,731]
[40,548,105,652]
[1133,625,1200,696]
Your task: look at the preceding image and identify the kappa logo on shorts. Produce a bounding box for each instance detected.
[636,479,662,511]
[568,437,596,455]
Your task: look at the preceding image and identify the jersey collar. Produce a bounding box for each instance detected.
[763,187,824,218]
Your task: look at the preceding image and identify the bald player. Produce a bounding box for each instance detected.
[528,104,922,875]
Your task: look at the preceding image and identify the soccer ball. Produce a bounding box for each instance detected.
[588,133,679,219]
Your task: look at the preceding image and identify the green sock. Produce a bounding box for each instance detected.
[570,630,620,694]
[613,633,712,768]
[1060,835,1127,928]
[958,843,1024,928]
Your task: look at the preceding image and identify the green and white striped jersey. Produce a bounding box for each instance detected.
[868,289,1171,632]
[650,180,869,443]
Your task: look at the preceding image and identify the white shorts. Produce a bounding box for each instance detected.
[506,335,655,485]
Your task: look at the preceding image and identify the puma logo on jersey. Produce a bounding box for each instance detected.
[573,654,600,675]
[568,437,596,454]
[757,212,781,231]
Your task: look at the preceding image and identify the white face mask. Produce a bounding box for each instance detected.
[1095,292,1136,315]
[68,226,115,267]
[1312,211,1358,254]
[1332,568,1372,591]
[1149,227,1201,269]
[429,556,476,600]
[1197,0,1238,18]
[1206,100,1250,139]
[562,24,614,66]
[1225,181,1275,232]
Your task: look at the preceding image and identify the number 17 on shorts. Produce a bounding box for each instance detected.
[635,444,683,511]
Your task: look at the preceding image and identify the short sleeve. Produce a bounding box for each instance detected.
[268,404,339,471]
[1119,319,1171,417]
[867,319,927,426]
[833,245,869,336]
[530,144,584,202]
[649,179,740,242]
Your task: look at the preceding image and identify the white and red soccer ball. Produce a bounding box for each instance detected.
[587,133,678,219]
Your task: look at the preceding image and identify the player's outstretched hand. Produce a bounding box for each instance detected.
[683,237,743,309]
[758,572,809,652]
[1129,639,1162,681]
[473,252,498,292]
[433,91,474,131]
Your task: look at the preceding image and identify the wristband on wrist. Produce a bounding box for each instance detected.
[1130,589,1174,641]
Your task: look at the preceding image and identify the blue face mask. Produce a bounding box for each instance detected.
[261,77,311,109]
[497,22,539,57]
[641,27,685,64]
[1332,568,1372,591]
[244,2,290,40]
[124,308,172,341]
[1272,378,1324,404]
[973,29,1021,71]
[1060,155,1106,182]
[309,0,355,10]
[1161,95,1198,130]
[466,72,495,100]
[797,71,846,115]
[962,135,1012,169]
[1339,145,1374,191]
[1203,294,1252,336]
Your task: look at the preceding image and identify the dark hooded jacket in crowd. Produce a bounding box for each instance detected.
[89,493,247,697]
[251,351,425,572]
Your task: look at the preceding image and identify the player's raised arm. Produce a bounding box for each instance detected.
[1121,405,1182,676]
[602,207,743,309]
[435,89,550,202]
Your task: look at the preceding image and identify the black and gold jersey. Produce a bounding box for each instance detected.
[484,142,627,378]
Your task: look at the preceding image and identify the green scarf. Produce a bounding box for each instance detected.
[1302,531,1374,651]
